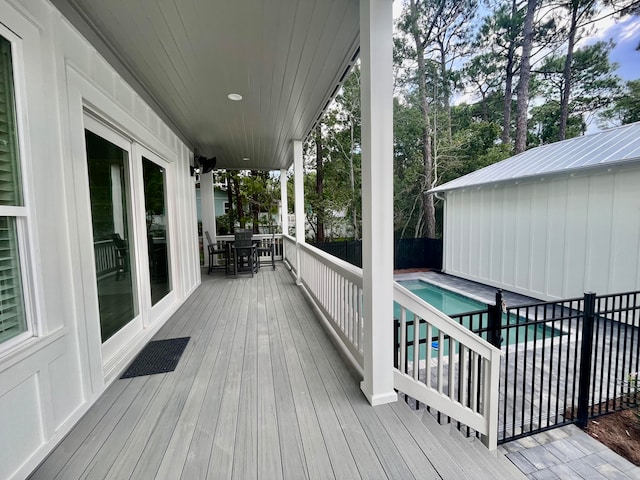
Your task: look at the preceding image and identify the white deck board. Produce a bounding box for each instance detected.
[29,264,518,480]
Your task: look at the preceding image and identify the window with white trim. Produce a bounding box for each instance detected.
[0,34,28,346]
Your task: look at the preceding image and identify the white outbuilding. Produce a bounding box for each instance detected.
[430,122,640,301]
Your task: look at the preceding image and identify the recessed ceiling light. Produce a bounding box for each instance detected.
[227,93,243,101]
[242,157,250,161]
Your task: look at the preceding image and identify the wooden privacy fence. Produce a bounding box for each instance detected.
[312,237,443,270]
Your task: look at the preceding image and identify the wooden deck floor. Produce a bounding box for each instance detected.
[29,265,508,480]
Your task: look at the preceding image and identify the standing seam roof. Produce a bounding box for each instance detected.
[429,121,640,193]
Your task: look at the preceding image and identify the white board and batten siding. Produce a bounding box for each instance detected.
[0,2,199,479]
[443,164,640,301]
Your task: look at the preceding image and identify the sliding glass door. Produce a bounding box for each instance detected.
[85,128,138,343]
[143,156,171,305]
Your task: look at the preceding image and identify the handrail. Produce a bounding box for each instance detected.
[297,241,363,286]
[296,240,364,367]
[282,234,296,272]
[393,282,502,450]
[283,234,501,450]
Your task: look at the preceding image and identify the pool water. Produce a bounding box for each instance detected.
[396,280,561,358]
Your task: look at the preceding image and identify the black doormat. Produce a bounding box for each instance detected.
[120,337,190,378]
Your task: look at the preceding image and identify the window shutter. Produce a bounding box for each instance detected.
[0,217,25,342]
[0,36,27,343]
[0,37,22,206]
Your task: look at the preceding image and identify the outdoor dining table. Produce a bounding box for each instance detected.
[225,237,260,277]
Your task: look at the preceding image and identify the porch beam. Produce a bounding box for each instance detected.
[280,168,289,235]
[359,0,397,406]
[293,140,304,283]
[200,170,216,269]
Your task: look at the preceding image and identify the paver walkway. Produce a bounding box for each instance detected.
[500,424,640,479]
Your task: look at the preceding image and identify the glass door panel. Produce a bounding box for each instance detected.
[85,129,138,342]
[143,157,171,305]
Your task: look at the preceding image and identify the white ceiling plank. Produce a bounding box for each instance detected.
[52,0,360,171]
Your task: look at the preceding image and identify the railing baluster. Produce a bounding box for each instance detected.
[448,336,455,401]
[437,330,444,395]
[413,317,421,381]
[400,307,407,376]
[459,345,467,406]
[471,352,478,412]
[426,324,432,389]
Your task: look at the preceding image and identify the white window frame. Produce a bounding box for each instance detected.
[0,24,39,355]
[84,115,145,364]
[134,144,176,316]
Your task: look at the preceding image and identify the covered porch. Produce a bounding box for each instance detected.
[28,265,493,480]
[0,1,509,477]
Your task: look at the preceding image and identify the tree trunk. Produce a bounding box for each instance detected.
[250,170,260,234]
[438,39,452,141]
[514,0,537,154]
[481,91,488,122]
[348,115,358,240]
[559,4,579,141]
[315,125,325,242]
[409,0,436,239]
[226,171,235,233]
[501,0,518,145]
[232,175,245,228]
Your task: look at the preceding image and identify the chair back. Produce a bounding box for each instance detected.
[234,229,253,248]
[111,233,127,250]
[204,231,213,246]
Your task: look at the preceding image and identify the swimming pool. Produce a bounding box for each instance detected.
[395,279,561,358]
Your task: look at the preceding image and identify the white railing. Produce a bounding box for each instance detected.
[393,283,502,450]
[94,239,118,278]
[283,234,297,273]
[282,235,501,450]
[296,240,364,367]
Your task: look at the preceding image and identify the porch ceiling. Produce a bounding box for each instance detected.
[52,0,360,170]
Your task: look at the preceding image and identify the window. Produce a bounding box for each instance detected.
[0,34,28,346]
[143,156,171,305]
[85,129,137,343]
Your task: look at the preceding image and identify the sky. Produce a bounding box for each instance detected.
[391,2,640,132]
[391,2,640,83]
[589,14,640,82]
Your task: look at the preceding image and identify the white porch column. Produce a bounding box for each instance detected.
[359,0,397,406]
[200,171,216,268]
[293,140,304,284]
[280,168,289,235]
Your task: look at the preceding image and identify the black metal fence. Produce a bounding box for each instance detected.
[395,288,640,443]
[312,237,443,270]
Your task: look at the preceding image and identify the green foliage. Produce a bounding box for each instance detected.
[530,102,585,145]
[310,0,637,240]
[534,41,621,120]
[302,65,362,241]
[602,79,640,125]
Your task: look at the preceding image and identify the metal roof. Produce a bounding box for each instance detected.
[429,121,640,193]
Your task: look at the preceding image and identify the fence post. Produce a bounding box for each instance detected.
[488,290,503,348]
[577,292,596,428]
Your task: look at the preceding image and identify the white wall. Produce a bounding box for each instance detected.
[0,1,200,478]
[443,164,640,301]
